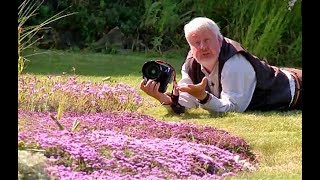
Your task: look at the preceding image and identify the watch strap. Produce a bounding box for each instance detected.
[198,92,210,104]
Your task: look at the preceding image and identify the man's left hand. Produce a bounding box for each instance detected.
[177,77,208,100]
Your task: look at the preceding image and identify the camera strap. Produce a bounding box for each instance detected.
[155,60,185,114]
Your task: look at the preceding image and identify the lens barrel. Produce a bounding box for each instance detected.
[142,61,161,80]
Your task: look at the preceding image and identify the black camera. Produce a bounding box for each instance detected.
[142,60,175,93]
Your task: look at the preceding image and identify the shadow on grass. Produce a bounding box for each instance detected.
[162,110,229,120]
[244,110,302,117]
[162,109,302,120]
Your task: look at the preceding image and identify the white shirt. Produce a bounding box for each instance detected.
[177,54,295,113]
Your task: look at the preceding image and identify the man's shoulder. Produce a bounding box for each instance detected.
[229,53,247,61]
[224,37,241,45]
[186,50,193,60]
[225,54,253,70]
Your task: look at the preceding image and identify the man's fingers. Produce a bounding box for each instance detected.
[183,77,207,90]
[178,86,191,92]
[178,77,207,95]
[200,77,208,88]
[154,82,160,92]
[140,79,170,103]
[144,80,153,91]
[140,79,146,90]
[142,79,159,93]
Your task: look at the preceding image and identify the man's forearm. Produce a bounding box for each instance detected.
[157,93,172,105]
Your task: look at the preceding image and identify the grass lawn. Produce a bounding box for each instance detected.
[21,49,302,179]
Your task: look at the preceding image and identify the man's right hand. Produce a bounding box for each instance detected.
[139,79,172,105]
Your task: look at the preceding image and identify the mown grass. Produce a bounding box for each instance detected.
[22,49,302,179]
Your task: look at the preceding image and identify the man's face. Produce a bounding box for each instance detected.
[187,28,222,71]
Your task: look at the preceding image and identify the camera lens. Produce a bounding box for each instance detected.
[142,60,175,93]
[142,61,161,79]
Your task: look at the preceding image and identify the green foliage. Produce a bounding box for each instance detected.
[251,1,291,65]
[227,0,301,66]
[140,0,193,51]
[21,0,302,67]
[286,33,302,67]
[28,0,144,46]
[18,0,75,75]
[151,36,163,53]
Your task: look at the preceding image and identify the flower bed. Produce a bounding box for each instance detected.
[18,110,256,179]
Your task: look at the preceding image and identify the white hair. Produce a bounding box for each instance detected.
[184,17,223,40]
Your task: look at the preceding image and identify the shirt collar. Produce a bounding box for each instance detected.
[200,62,219,77]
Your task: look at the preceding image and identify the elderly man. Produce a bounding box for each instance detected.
[140,17,302,114]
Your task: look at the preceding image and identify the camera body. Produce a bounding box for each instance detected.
[142,60,174,93]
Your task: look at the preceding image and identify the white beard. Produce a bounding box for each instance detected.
[197,57,217,72]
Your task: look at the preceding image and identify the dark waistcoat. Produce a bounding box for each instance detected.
[185,37,291,111]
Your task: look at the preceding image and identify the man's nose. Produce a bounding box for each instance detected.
[200,41,207,49]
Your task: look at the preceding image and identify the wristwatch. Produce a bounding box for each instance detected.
[198,91,210,104]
